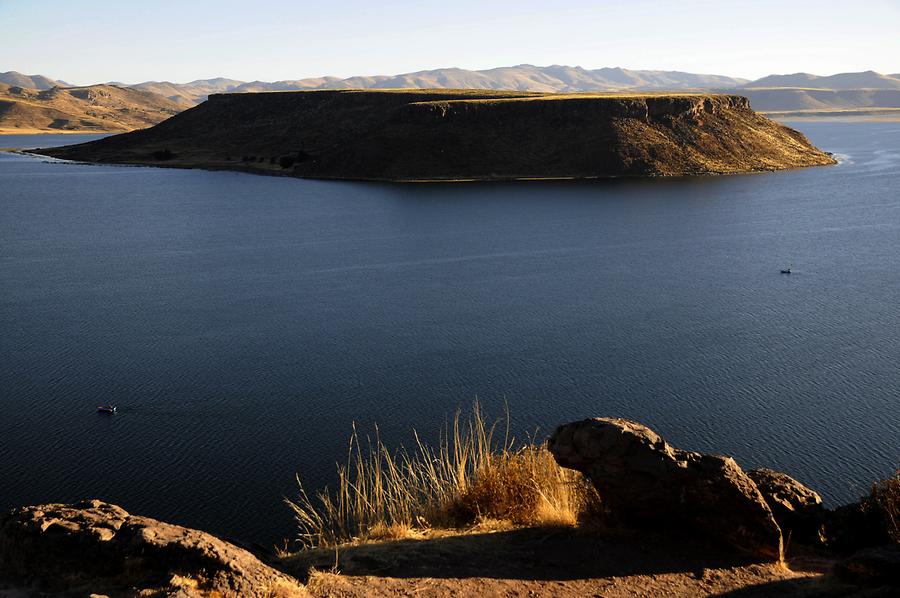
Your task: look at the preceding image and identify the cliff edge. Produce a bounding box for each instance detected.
[2,415,897,596]
[36,89,835,181]
[0,500,307,596]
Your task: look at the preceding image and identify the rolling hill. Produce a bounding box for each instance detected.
[0,83,184,133]
[744,70,900,90]
[0,71,68,91]
[125,78,244,106]
[735,88,900,113]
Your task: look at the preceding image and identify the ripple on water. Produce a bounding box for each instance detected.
[1,122,899,542]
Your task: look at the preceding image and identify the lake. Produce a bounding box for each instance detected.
[1,123,898,545]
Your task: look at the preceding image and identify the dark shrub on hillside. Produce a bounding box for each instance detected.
[870,469,900,543]
[279,151,312,168]
[152,149,174,161]
[826,469,900,551]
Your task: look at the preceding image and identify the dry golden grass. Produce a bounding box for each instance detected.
[304,568,342,594]
[286,403,598,548]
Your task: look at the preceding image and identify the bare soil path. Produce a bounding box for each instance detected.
[279,527,875,597]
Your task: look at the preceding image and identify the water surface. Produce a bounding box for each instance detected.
[1,123,898,543]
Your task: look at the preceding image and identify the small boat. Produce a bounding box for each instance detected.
[97,405,117,414]
[780,268,791,274]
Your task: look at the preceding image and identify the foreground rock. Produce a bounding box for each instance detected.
[748,467,826,545]
[548,418,783,561]
[0,499,307,597]
[36,89,835,181]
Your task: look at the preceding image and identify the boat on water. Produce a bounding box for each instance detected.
[97,405,117,414]
[780,268,792,274]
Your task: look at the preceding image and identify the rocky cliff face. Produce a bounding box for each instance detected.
[37,89,834,181]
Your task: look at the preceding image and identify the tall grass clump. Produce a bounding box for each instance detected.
[286,403,598,548]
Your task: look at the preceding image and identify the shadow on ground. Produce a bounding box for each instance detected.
[713,577,894,597]
[281,526,769,582]
[274,527,900,596]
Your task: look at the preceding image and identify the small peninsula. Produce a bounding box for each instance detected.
[36,89,835,181]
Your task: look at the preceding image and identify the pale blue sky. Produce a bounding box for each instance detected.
[2,0,898,85]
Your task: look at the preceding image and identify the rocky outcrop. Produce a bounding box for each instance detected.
[36,89,835,181]
[0,499,307,597]
[748,468,825,545]
[548,418,783,561]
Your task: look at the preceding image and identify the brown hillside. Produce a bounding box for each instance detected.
[745,71,900,91]
[0,84,183,133]
[0,71,65,90]
[38,89,835,181]
[128,78,243,105]
[737,88,900,112]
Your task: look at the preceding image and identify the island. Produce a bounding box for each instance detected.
[34,89,835,181]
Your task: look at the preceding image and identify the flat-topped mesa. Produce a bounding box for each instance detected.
[36,89,835,181]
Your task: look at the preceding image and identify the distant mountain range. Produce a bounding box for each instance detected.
[122,66,752,105]
[2,66,899,133]
[745,71,900,90]
[118,67,900,105]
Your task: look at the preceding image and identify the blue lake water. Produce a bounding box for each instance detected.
[1,123,898,545]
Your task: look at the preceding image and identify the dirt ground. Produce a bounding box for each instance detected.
[278,526,886,597]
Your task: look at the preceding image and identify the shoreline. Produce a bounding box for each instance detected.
[5,150,836,183]
[0,128,125,135]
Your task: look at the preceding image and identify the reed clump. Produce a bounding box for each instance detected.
[286,404,599,548]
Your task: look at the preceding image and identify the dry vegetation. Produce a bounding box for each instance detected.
[286,404,599,548]
[866,468,900,543]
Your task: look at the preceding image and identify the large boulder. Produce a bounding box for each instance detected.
[548,418,783,561]
[747,468,825,545]
[0,499,307,597]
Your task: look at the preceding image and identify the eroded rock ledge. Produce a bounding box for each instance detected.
[549,417,788,561]
[0,499,307,597]
[548,417,898,589]
[36,89,835,181]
